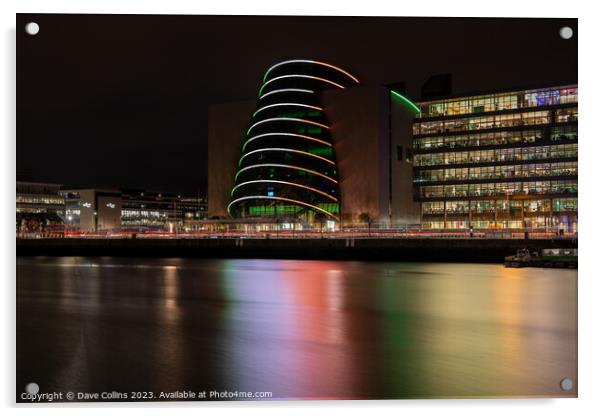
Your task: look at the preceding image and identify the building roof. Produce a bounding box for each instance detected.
[414,81,578,104]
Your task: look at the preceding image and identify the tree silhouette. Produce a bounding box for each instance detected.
[314,212,327,236]
[359,212,374,236]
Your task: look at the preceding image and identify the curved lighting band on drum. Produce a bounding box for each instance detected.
[238,148,336,167]
[229,59,359,222]
[242,133,332,153]
[246,117,330,136]
[259,88,314,100]
[234,163,338,184]
[227,196,340,221]
[231,180,339,202]
[262,59,360,84]
[258,74,345,97]
[253,103,323,118]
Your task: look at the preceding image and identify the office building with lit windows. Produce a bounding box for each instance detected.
[60,188,122,232]
[59,188,208,233]
[16,181,65,235]
[412,84,578,232]
[121,190,207,231]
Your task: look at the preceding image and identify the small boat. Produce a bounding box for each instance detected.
[504,248,577,268]
[504,248,540,268]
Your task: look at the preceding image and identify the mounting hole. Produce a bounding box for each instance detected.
[25,382,39,395]
[560,377,573,391]
[25,22,40,36]
[559,26,573,40]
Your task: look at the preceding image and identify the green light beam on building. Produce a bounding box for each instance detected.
[390,90,421,114]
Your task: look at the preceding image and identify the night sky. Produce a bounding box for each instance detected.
[16,14,577,195]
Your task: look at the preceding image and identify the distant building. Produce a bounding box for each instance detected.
[120,189,207,232]
[179,197,209,230]
[16,181,65,235]
[412,84,578,232]
[60,189,122,232]
[59,188,208,233]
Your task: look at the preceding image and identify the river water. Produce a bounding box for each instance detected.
[16,257,577,400]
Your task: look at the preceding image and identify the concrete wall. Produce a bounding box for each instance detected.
[96,195,122,231]
[207,100,256,219]
[390,95,421,226]
[77,189,96,232]
[65,189,123,232]
[17,237,577,263]
[320,86,388,224]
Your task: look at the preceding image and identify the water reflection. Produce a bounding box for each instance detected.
[16,257,577,400]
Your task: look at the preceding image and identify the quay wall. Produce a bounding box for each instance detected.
[17,238,577,263]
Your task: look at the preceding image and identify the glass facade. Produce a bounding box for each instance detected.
[414,144,577,167]
[228,60,359,222]
[413,85,578,231]
[418,86,577,118]
[415,161,578,182]
[16,181,65,235]
[120,191,207,231]
[59,189,207,232]
[413,110,552,135]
